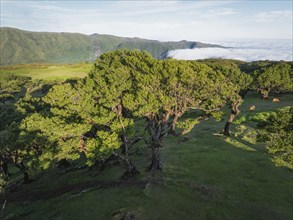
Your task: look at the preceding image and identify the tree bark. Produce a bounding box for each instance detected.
[23,171,30,184]
[121,135,128,155]
[14,161,30,184]
[169,113,180,136]
[122,159,139,178]
[261,90,270,99]
[146,116,165,171]
[0,158,11,179]
[111,151,139,178]
[149,146,162,171]
[223,99,242,136]
[57,159,71,169]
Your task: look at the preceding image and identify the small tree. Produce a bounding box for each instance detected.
[254,63,292,99]
[204,61,253,135]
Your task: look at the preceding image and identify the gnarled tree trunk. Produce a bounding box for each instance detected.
[121,134,129,155]
[111,151,139,178]
[223,99,242,136]
[149,145,162,171]
[123,159,139,178]
[14,161,30,184]
[0,157,11,179]
[146,113,169,172]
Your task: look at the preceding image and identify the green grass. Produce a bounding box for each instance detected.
[1,94,292,220]
[0,63,93,81]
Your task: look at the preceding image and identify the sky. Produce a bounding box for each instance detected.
[1,0,292,42]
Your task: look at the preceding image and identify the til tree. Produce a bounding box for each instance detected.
[254,62,292,99]
[204,60,253,135]
[118,52,241,170]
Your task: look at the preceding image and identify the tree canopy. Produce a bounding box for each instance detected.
[257,107,293,168]
[253,62,292,99]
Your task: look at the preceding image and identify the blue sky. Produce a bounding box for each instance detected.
[1,1,292,41]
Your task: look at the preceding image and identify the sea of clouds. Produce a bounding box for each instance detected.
[167,39,293,61]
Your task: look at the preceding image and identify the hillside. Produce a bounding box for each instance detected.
[0,27,223,65]
[1,94,292,220]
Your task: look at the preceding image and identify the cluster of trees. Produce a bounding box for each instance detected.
[0,50,292,191]
[239,61,293,99]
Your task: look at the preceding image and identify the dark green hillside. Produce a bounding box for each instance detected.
[0,28,94,65]
[0,27,222,65]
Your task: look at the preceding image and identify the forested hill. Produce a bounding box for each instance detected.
[0,27,223,65]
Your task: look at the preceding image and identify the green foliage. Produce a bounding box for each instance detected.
[0,103,25,161]
[20,83,91,167]
[203,59,253,93]
[0,73,30,102]
[177,118,200,135]
[209,111,225,121]
[233,115,246,125]
[248,111,274,123]
[253,62,293,98]
[256,107,293,168]
[20,54,136,169]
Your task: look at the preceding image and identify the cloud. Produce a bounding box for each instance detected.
[255,10,292,22]
[205,8,237,17]
[167,40,292,61]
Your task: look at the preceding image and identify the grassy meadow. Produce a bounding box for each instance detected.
[0,63,93,81]
[1,93,292,220]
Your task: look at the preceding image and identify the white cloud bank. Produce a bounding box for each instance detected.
[167,39,293,61]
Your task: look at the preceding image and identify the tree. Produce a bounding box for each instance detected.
[0,94,50,183]
[256,107,293,168]
[0,102,27,182]
[20,78,134,176]
[254,62,292,99]
[86,50,146,176]
[203,61,253,135]
[20,83,95,172]
[119,52,240,171]
[0,74,43,183]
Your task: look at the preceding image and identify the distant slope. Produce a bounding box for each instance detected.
[0,27,223,65]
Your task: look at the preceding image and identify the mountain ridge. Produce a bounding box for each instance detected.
[0,27,224,65]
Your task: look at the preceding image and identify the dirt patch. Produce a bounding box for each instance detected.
[0,179,148,203]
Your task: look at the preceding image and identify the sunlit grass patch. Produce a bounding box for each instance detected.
[0,63,93,80]
[225,137,257,152]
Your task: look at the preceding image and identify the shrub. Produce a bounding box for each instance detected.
[249,111,274,123]
[256,107,293,168]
